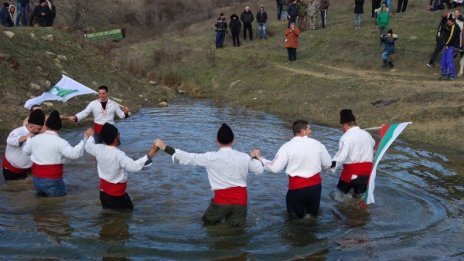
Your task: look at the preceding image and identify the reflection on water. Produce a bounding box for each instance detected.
[0,99,463,260]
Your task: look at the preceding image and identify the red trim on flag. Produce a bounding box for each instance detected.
[32,163,64,179]
[93,123,103,134]
[213,186,247,206]
[288,173,321,190]
[2,154,28,174]
[340,162,373,183]
[100,178,127,197]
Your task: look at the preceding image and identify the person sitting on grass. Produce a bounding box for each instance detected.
[380,28,398,68]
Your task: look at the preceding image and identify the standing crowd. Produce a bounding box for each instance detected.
[1,0,56,28]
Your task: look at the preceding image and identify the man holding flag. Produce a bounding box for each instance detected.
[67,86,130,143]
[332,109,375,198]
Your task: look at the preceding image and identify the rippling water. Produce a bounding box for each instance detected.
[1,99,463,260]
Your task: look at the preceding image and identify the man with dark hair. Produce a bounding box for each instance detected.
[332,109,375,198]
[427,12,449,68]
[68,86,130,143]
[3,109,45,181]
[154,123,264,226]
[23,110,92,197]
[440,16,461,80]
[32,0,51,27]
[85,123,159,210]
[253,120,332,219]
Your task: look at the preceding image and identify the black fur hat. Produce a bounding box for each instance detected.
[28,109,45,126]
[217,123,234,145]
[340,109,356,124]
[46,110,62,130]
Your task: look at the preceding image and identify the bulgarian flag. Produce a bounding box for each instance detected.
[364,122,412,205]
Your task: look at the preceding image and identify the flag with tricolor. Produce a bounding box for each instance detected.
[24,75,97,109]
[364,122,412,205]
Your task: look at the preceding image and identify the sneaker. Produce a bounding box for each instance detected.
[426,63,433,69]
[449,76,456,80]
[439,76,449,81]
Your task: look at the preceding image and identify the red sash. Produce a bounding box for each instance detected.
[93,123,103,134]
[213,186,247,206]
[100,178,127,197]
[340,162,373,183]
[2,154,28,174]
[32,163,64,179]
[288,173,321,190]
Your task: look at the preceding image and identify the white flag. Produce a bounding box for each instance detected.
[24,75,97,109]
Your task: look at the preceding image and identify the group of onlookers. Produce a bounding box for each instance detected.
[276,0,330,30]
[0,0,56,28]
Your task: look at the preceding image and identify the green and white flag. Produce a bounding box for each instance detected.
[24,75,97,109]
[364,122,412,205]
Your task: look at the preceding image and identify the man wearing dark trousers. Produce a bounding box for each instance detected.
[240,6,254,40]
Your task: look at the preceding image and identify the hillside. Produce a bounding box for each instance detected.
[0,27,170,136]
[108,0,464,156]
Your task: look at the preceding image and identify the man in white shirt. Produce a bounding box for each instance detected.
[332,109,375,197]
[85,123,159,210]
[253,120,332,219]
[3,109,45,181]
[67,86,129,143]
[23,110,92,197]
[154,123,264,226]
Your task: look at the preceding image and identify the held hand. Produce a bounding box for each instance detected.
[147,145,159,158]
[250,148,261,159]
[154,139,166,151]
[84,128,94,139]
[123,106,129,114]
[67,115,77,122]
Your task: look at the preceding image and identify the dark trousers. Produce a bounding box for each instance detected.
[320,10,328,28]
[232,32,240,46]
[337,176,369,197]
[3,168,29,181]
[287,48,297,61]
[243,23,253,40]
[202,200,247,226]
[396,0,408,12]
[372,0,381,18]
[286,184,322,218]
[215,31,225,48]
[429,41,445,64]
[277,4,282,20]
[100,191,134,210]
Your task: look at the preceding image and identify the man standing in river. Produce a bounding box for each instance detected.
[252,120,332,218]
[154,123,264,226]
[331,109,375,198]
[67,86,130,143]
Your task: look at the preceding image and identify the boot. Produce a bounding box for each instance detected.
[388,61,394,68]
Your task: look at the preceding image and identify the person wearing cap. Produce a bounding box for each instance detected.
[252,120,332,219]
[3,109,45,181]
[380,28,398,68]
[440,15,461,80]
[154,123,264,226]
[22,110,92,197]
[332,109,375,198]
[85,123,159,210]
[68,86,129,144]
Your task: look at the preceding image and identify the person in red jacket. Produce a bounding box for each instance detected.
[285,22,300,62]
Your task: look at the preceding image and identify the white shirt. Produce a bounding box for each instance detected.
[172,147,264,190]
[22,130,86,165]
[5,126,32,169]
[85,136,148,183]
[261,136,332,177]
[332,126,375,164]
[75,99,126,125]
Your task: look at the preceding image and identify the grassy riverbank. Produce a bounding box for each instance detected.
[110,0,464,155]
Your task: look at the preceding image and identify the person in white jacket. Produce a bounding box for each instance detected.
[85,123,159,210]
[23,110,92,197]
[154,123,264,226]
[252,120,332,219]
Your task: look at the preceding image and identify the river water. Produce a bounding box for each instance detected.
[1,99,463,260]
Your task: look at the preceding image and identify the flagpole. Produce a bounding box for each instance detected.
[363,126,383,131]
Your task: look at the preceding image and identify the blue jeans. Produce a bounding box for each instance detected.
[441,46,456,77]
[215,31,225,48]
[258,23,267,39]
[382,50,392,62]
[33,176,67,197]
[15,2,28,26]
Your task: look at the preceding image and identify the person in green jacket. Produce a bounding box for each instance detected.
[376,3,390,38]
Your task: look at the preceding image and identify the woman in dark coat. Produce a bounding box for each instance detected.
[229,14,242,47]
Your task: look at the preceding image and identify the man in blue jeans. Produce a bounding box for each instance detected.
[16,0,28,26]
[440,16,461,80]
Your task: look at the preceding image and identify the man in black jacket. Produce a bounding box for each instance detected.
[240,6,254,40]
[440,16,461,80]
[287,0,298,28]
[256,6,268,39]
[33,0,52,27]
[229,14,242,47]
[427,12,449,68]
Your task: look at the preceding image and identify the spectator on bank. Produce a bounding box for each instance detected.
[429,0,445,11]
[376,3,390,37]
[285,22,300,62]
[281,0,289,21]
[440,16,461,80]
[296,0,307,31]
[427,12,449,68]
[256,6,268,39]
[1,3,13,27]
[15,0,28,26]
[33,0,52,27]
[277,0,283,20]
[46,0,55,26]
[320,0,329,28]
[396,0,408,13]
[354,0,365,30]
[241,6,254,40]
[214,13,227,48]
[287,0,298,28]
[380,28,398,68]
[307,0,319,30]
[229,14,242,47]
[372,0,381,19]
